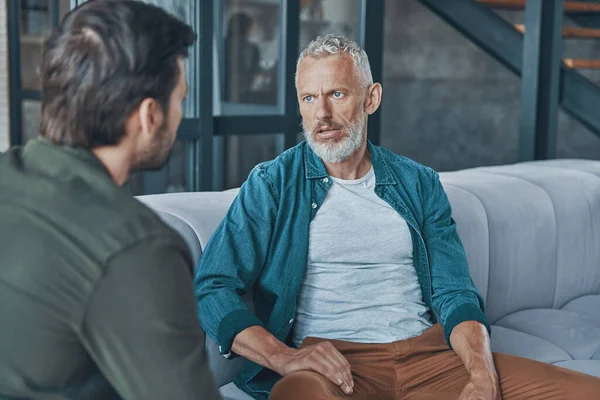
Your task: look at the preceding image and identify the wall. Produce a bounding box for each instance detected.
[0,0,9,151]
[381,0,600,172]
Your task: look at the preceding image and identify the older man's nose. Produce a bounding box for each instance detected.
[316,97,332,121]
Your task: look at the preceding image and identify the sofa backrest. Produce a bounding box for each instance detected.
[137,158,600,386]
[441,159,600,323]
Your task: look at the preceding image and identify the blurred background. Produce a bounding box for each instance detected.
[1,0,600,194]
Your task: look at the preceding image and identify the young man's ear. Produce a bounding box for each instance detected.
[137,98,164,140]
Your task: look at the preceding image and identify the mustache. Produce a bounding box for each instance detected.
[303,121,345,135]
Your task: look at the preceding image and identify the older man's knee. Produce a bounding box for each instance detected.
[271,370,341,400]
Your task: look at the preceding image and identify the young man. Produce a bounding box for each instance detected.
[195,34,600,399]
[0,1,220,399]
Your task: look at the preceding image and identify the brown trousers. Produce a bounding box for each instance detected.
[270,324,600,400]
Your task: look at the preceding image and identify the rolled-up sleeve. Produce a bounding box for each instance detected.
[80,235,221,400]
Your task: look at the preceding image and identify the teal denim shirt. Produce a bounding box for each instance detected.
[195,141,490,399]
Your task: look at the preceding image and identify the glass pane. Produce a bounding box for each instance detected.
[220,134,283,189]
[217,0,283,115]
[20,0,72,91]
[22,100,41,143]
[299,0,361,51]
[138,0,199,118]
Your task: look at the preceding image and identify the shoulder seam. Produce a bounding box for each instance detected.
[256,164,280,204]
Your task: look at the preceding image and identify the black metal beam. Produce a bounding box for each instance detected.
[283,0,301,149]
[196,0,214,191]
[178,115,302,140]
[566,1,600,29]
[418,0,600,143]
[518,0,564,161]
[480,0,600,14]
[362,0,385,146]
[50,0,60,28]
[22,90,42,101]
[215,115,300,137]
[7,0,23,147]
[559,68,600,137]
[418,0,523,75]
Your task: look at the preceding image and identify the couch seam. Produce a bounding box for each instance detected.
[475,170,560,308]
[492,325,573,362]
[521,166,600,305]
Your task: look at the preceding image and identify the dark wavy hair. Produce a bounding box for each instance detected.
[40,0,196,148]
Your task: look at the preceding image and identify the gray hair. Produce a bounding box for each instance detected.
[296,34,373,88]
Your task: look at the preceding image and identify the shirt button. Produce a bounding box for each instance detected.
[311,203,318,209]
[289,318,294,324]
[323,177,329,183]
[219,346,232,359]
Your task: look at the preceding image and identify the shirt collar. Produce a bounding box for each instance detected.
[22,137,113,182]
[304,140,396,185]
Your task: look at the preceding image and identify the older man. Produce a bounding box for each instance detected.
[195,34,600,400]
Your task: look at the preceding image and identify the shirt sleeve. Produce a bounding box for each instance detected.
[194,165,277,357]
[80,235,222,400]
[423,169,491,347]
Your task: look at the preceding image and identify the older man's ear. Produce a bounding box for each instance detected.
[365,83,383,115]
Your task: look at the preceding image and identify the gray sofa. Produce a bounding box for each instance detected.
[138,158,600,400]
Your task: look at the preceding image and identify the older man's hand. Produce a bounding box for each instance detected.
[269,342,354,395]
[458,370,501,400]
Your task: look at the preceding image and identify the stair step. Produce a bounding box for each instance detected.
[478,0,600,13]
[514,24,600,38]
[564,58,600,68]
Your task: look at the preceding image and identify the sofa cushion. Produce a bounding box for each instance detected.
[521,159,600,177]
[219,382,253,400]
[552,360,600,378]
[137,191,239,264]
[150,209,203,265]
[440,171,559,322]
[561,295,600,319]
[490,326,571,364]
[471,164,600,311]
[495,309,600,360]
[441,160,600,324]
[207,335,247,388]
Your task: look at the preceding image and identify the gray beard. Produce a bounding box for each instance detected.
[302,114,366,164]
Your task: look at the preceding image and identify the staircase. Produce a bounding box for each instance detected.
[418,0,600,160]
[482,0,600,69]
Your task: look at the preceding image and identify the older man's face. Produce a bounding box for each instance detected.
[296,54,367,163]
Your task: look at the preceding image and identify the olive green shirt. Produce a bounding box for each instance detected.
[0,139,221,400]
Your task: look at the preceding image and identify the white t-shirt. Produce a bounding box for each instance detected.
[293,168,432,346]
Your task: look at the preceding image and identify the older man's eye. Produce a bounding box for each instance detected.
[333,92,344,98]
[304,95,314,102]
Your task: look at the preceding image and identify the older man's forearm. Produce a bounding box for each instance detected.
[449,320,498,380]
[231,325,290,372]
